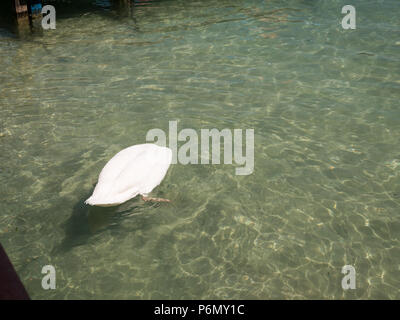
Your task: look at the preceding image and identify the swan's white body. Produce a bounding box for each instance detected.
[85,144,172,207]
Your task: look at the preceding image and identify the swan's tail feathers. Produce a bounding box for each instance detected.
[84,197,94,206]
[84,196,122,207]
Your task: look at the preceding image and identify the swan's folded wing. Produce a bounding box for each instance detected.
[85,144,172,206]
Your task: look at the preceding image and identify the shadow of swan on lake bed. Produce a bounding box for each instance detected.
[52,192,160,255]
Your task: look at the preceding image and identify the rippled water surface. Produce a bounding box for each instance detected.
[1,0,400,299]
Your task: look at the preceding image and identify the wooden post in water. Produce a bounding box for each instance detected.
[14,0,31,35]
[14,0,42,23]
[14,0,28,19]
[115,0,134,18]
[14,0,43,35]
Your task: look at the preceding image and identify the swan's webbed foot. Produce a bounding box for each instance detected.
[141,196,171,203]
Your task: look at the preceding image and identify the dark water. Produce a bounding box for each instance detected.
[0,0,399,299]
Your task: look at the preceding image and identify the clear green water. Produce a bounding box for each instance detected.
[1,0,400,299]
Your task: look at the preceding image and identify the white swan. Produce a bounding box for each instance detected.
[85,144,172,207]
